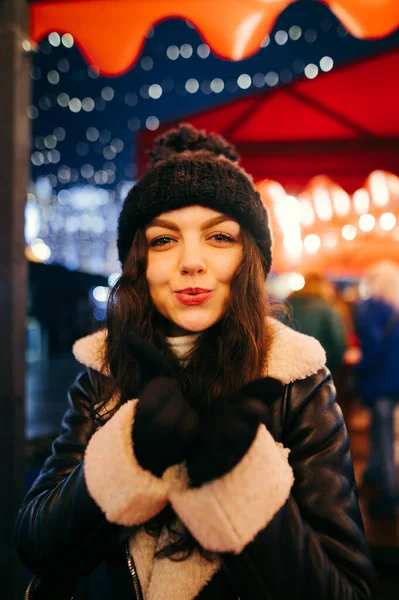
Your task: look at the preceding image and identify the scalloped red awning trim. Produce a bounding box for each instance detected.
[29,0,399,76]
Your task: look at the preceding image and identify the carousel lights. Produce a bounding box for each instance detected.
[210,78,224,93]
[290,273,305,291]
[304,64,318,79]
[27,106,39,120]
[92,286,109,303]
[166,45,179,60]
[369,170,390,207]
[314,188,333,221]
[276,196,302,258]
[304,29,317,43]
[283,235,303,258]
[197,44,210,58]
[86,127,99,142]
[185,78,199,93]
[149,84,163,99]
[47,70,60,85]
[57,93,70,107]
[58,59,70,73]
[237,74,251,89]
[53,127,66,141]
[48,32,60,47]
[323,233,337,248]
[141,56,153,71]
[342,224,357,240]
[30,238,51,261]
[68,98,82,113]
[275,30,288,45]
[353,189,370,215]
[265,72,278,86]
[82,97,95,112]
[180,44,193,58]
[358,213,375,232]
[101,87,114,101]
[288,26,301,40]
[331,188,350,216]
[44,135,57,149]
[260,35,270,48]
[253,73,265,88]
[31,152,44,166]
[303,234,321,254]
[380,212,396,231]
[61,34,74,48]
[299,198,315,227]
[25,204,41,244]
[146,116,160,130]
[320,56,334,72]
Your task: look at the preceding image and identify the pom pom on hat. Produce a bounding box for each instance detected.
[148,123,239,165]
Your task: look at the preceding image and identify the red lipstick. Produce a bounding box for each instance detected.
[175,288,213,306]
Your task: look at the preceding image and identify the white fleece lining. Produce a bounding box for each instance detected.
[130,523,221,600]
[170,424,294,554]
[84,399,170,526]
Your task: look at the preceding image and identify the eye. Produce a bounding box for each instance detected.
[149,236,174,248]
[209,233,236,244]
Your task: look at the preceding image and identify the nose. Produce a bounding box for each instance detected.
[179,244,207,276]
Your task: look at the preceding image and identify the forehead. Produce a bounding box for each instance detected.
[147,205,238,227]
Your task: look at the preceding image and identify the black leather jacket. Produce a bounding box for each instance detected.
[16,367,376,600]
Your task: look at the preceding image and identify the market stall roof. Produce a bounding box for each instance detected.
[138,48,399,276]
[138,47,399,194]
[29,0,399,76]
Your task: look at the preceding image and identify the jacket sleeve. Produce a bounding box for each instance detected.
[170,369,376,599]
[15,369,170,578]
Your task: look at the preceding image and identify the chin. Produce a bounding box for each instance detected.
[172,311,220,334]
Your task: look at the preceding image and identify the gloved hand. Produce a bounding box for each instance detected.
[126,335,199,477]
[133,376,200,477]
[187,377,284,487]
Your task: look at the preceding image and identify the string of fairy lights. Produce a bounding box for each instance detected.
[25,5,399,278]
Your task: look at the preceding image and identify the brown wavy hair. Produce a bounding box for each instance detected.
[93,224,278,561]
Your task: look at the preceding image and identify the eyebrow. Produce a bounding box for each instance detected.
[147,214,236,232]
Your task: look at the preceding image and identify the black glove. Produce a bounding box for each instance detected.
[187,377,284,487]
[126,335,199,477]
[133,377,199,477]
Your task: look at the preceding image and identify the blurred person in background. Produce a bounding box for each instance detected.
[287,273,347,376]
[355,260,399,518]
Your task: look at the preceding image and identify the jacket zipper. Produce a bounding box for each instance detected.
[25,576,35,600]
[125,540,143,600]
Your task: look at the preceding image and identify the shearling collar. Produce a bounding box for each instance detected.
[72,318,326,384]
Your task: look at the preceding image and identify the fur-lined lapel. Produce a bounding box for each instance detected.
[130,525,221,600]
[73,318,326,384]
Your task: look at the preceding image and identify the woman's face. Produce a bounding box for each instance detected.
[145,205,243,336]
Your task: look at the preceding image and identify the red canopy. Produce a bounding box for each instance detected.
[30,0,399,76]
[138,48,399,195]
[138,49,399,276]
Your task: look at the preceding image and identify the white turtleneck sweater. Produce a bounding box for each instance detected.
[165,333,200,361]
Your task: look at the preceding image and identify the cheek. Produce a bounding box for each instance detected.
[145,256,170,298]
[215,249,242,284]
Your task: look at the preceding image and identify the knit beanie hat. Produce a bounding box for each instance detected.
[117,124,272,275]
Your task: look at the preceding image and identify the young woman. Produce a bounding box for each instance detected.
[16,125,375,599]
